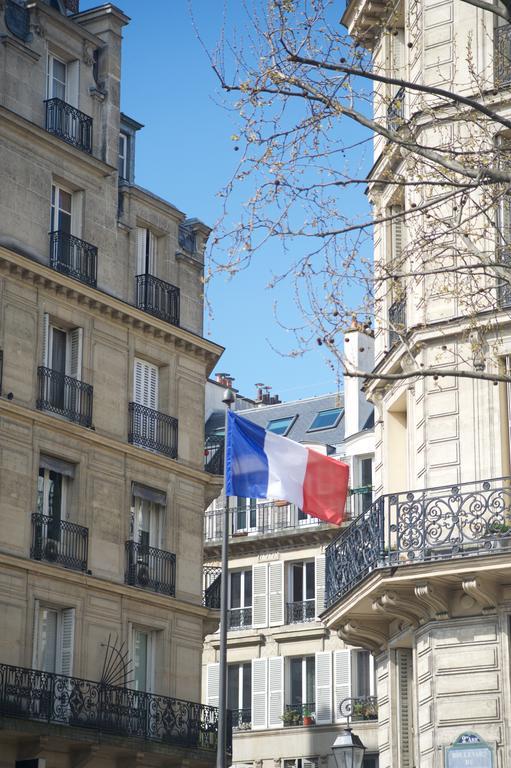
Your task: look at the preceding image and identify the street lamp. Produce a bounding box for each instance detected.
[331,727,366,768]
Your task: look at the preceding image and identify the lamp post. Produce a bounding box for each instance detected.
[216,385,236,768]
[332,698,367,768]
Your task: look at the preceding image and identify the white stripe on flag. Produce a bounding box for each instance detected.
[264,431,308,507]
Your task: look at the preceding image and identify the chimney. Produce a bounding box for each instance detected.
[215,372,234,388]
[344,319,374,438]
[255,384,281,406]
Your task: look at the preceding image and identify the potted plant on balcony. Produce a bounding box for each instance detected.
[281,709,301,726]
[302,707,315,726]
[487,521,511,549]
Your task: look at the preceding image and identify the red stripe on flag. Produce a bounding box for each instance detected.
[302,449,349,525]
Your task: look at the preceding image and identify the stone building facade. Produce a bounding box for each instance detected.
[0,1,224,766]
[323,1,511,767]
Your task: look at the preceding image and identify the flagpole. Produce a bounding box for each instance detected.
[217,385,235,768]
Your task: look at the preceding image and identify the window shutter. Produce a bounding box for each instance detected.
[391,206,404,263]
[67,60,79,108]
[397,649,413,768]
[268,561,284,627]
[148,362,158,410]
[68,327,83,380]
[251,658,267,730]
[207,662,220,708]
[252,563,268,628]
[303,760,319,768]
[133,358,158,410]
[148,230,156,274]
[334,649,352,722]
[42,313,50,367]
[267,656,284,728]
[136,227,147,275]
[59,608,75,677]
[314,554,325,617]
[32,599,40,668]
[71,190,83,239]
[315,651,333,725]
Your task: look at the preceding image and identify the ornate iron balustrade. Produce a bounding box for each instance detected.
[387,86,405,131]
[286,600,316,624]
[203,566,221,609]
[388,297,406,346]
[340,696,378,722]
[228,607,252,630]
[282,702,315,727]
[495,24,511,86]
[45,98,93,154]
[135,274,180,326]
[0,662,229,754]
[125,540,176,597]
[204,437,225,475]
[37,366,93,428]
[31,513,88,572]
[178,224,196,253]
[49,230,97,287]
[128,402,178,459]
[231,707,251,731]
[326,476,511,607]
[204,501,328,543]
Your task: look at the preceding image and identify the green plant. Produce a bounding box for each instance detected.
[280,709,301,726]
[487,521,510,535]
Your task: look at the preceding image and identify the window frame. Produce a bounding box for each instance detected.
[306,408,344,432]
[266,415,297,436]
[287,655,315,707]
[119,131,129,180]
[47,53,67,101]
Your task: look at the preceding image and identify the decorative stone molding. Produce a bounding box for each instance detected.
[338,620,388,654]
[82,40,94,66]
[462,576,496,613]
[372,591,423,627]
[414,582,449,620]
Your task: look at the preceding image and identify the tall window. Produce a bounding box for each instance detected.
[51,184,72,234]
[131,484,165,549]
[352,650,372,698]
[47,54,67,101]
[227,662,251,724]
[42,316,82,380]
[234,497,257,533]
[289,561,315,622]
[132,628,154,693]
[229,569,252,629]
[33,603,75,676]
[288,656,315,709]
[136,227,156,276]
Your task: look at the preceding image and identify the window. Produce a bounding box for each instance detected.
[283,760,318,768]
[136,227,156,276]
[51,184,72,234]
[42,316,82,381]
[119,132,129,180]
[351,650,372,698]
[288,656,315,709]
[307,408,343,431]
[229,569,252,629]
[288,561,315,622]
[267,416,296,436]
[33,602,75,676]
[132,488,163,550]
[132,627,154,693]
[233,497,257,533]
[47,54,67,101]
[228,663,251,726]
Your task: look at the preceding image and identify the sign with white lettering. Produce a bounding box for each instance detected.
[445,732,494,768]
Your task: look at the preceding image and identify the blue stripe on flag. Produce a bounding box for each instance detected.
[225,411,269,498]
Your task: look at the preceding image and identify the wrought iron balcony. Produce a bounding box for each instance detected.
[45,98,93,154]
[204,436,225,475]
[387,86,405,132]
[31,513,88,572]
[495,24,511,86]
[286,599,316,624]
[135,274,180,326]
[203,566,221,609]
[388,297,406,346]
[128,402,178,459]
[204,501,329,543]
[232,707,251,731]
[37,366,93,428]
[0,662,228,754]
[49,231,97,287]
[340,696,378,722]
[125,540,176,597]
[228,607,252,630]
[282,702,315,727]
[325,476,511,608]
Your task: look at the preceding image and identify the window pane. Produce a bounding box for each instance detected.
[305,561,315,600]
[267,416,295,435]
[308,408,343,431]
[39,608,58,673]
[305,656,315,704]
[356,650,371,697]
[133,630,148,691]
[242,663,251,709]
[230,572,241,608]
[361,457,372,487]
[292,564,303,602]
[290,658,302,704]
[244,569,252,607]
[227,665,239,710]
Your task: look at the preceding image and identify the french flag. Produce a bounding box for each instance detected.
[225,411,349,526]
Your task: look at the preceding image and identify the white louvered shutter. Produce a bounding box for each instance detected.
[251,658,267,730]
[397,649,413,768]
[315,554,325,617]
[391,206,404,263]
[67,60,79,108]
[42,313,50,367]
[207,662,220,708]
[315,651,333,725]
[267,656,284,728]
[334,649,352,722]
[133,358,158,410]
[268,561,284,627]
[252,563,268,628]
[67,327,83,380]
[136,227,146,274]
[32,600,40,668]
[148,230,156,273]
[59,608,75,676]
[303,760,319,768]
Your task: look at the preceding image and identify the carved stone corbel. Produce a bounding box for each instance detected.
[373,591,423,627]
[462,577,496,613]
[339,620,388,654]
[414,582,449,620]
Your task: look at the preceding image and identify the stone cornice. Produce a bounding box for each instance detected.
[0,246,223,375]
[27,0,106,46]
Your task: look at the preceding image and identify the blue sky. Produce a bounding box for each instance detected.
[81,0,369,402]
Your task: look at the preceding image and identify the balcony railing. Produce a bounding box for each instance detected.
[286,600,316,624]
[282,702,315,727]
[37,366,93,428]
[128,402,178,459]
[388,297,406,346]
[204,437,225,475]
[30,513,88,572]
[232,707,251,731]
[0,662,229,754]
[45,98,93,154]
[49,231,97,287]
[325,476,511,607]
[387,86,405,132]
[228,607,252,630]
[125,540,176,597]
[340,696,378,722]
[495,24,511,86]
[203,566,222,609]
[204,501,329,543]
[135,274,180,326]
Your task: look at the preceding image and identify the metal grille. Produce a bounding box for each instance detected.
[128,402,178,459]
[49,231,97,287]
[388,297,406,346]
[340,696,378,722]
[0,662,228,754]
[227,607,252,630]
[286,600,316,624]
[282,702,315,727]
[204,437,225,475]
[30,513,88,572]
[495,24,511,86]
[37,366,93,428]
[387,87,405,131]
[204,502,327,542]
[45,98,93,154]
[231,707,251,730]
[125,540,176,597]
[135,274,180,326]
[203,567,221,609]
